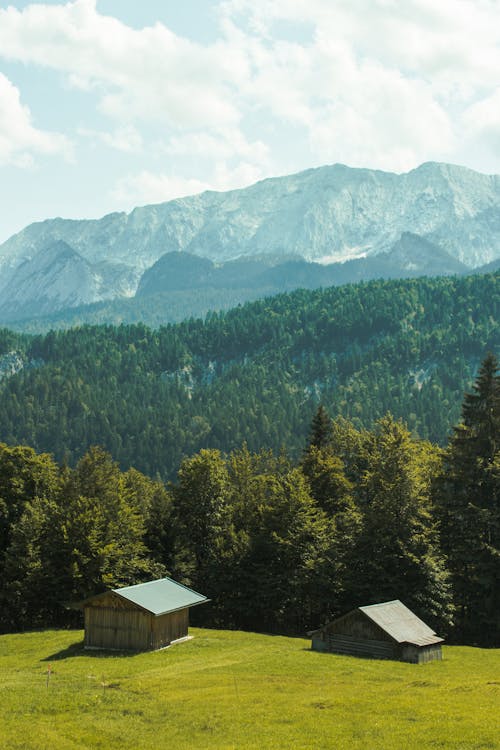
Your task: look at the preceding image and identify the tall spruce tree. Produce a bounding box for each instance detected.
[438,353,500,645]
[306,405,333,452]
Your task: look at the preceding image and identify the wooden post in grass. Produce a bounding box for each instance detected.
[46,664,52,689]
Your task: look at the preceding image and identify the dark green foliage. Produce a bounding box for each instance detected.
[436,353,500,645]
[347,416,454,632]
[59,447,165,598]
[0,396,496,643]
[0,443,61,563]
[0,328,25,355]
[306,405,333,451]
[171,449,234,593]
[302,446,354,515]
[0,274,498,642]
[0,446,168,632]
[0,273,497,480]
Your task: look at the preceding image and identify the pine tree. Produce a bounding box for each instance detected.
[305,405,333,452]
[438,353,500,644]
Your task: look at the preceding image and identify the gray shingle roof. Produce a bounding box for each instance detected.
[359,600,443,646]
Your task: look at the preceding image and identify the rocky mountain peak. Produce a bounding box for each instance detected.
[0,161,499,323]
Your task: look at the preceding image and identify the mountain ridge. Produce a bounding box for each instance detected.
[0,161,499,324]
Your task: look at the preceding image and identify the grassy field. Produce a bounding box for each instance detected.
[0,628,498,750]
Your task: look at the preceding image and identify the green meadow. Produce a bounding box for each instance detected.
[0,628,498,750]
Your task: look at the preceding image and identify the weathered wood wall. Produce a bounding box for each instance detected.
[312,610,443,663]
[151,609,189,650]
[311,611,441,664]
[84,593,150,650]
[312,631,396,659]
[312,609,395,658]
[401,643,442,664]
[84,592,190,651]
[327,610,387,641]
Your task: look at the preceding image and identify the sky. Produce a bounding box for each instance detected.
[0,0,499,243]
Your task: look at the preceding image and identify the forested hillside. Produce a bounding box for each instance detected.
[0,272,498,478]
[1,353,498,646]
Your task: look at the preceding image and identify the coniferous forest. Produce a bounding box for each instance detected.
[0,353,498,646]
[0,273,498,646]
[0,272,498,479]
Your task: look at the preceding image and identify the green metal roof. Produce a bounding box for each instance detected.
[112,577,208,616]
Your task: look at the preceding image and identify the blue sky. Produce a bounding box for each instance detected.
[0,0,499,242]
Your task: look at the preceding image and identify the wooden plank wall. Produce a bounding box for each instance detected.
[326,611,388,642]
[314,632,396,659]
[401,643,443,663]
[151,609,189,650]
[84,604,151,651]
[84,592,190,651]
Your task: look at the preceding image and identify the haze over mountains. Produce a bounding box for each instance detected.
[0,161,499,328]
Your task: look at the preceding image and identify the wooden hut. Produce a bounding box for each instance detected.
[310,600,443,663]
[79,577,208,651]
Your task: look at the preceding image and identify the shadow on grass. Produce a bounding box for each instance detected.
[41,641,143,661]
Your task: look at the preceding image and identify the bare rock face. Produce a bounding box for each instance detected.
[0,161,499,320]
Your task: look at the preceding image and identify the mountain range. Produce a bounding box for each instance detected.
[0,161,499,328]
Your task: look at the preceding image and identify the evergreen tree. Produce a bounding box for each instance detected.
[350,415,453,631]
[61,447,164,598]
[301,445,353,515]
[306,405,333,452]
[226,467,331,634]
[1,495,69,630]
[1,446,167,630]
[171,449,235,594]
[437,353,500,644]
[123,468,175,571]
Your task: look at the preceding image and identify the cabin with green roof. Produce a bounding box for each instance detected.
[80,578,208,651]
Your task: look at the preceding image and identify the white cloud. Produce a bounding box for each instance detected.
[220,0,500,170]
[0,73,71,167]
[463,88,500,155]
[307,60,455,171]
[111,171,213,208]
[0,0,243,129]
[78,125,143,153]
[1,0,499,191]
[212,160,266,190]
[164,128,269,165]
[111,161,267,209]
[222,0,500,89]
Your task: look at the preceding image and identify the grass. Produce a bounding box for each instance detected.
[0,628,498,750]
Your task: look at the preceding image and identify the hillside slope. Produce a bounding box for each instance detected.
[0,628,498,750]
[0,272,498,478]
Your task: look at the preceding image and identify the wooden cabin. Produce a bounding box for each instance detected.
[310,600,443,664]
[79,577,208,651]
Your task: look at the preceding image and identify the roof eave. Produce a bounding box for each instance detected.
[401,637,445,647]
[152,597,210,618]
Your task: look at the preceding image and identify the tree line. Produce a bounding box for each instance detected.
[0,354,498,646]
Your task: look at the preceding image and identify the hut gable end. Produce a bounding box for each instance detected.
[87,591,145,612]
[324,609,390,643]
